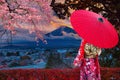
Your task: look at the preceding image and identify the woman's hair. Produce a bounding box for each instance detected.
[84,43,101,58]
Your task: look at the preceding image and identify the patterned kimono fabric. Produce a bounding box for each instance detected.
[73,40,101,80]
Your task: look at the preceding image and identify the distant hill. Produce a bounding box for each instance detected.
[0,40,81,49]
[1,44,36,49]
[45,26,80,40]
[46,26,76,36]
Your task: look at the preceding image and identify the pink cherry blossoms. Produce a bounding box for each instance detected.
[0,0,52,41]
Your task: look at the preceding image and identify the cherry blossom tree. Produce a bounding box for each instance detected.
[0,0,52,43]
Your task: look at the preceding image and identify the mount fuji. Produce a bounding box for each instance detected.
[45,26,81,40]
[42,26,81,48]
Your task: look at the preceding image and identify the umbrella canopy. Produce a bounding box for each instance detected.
[70,10,119,48]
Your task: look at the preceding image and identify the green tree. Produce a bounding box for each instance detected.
[45,52,63,68]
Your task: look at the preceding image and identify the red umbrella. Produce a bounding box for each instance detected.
[70,10,119,48]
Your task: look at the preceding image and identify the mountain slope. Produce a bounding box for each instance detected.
[45,26,80,40]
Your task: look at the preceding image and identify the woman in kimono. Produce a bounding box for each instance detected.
[73,40,102,80]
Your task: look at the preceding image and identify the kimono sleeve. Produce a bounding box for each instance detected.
[73,40,86,67]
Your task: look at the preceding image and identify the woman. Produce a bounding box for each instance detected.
[73,40,101,80]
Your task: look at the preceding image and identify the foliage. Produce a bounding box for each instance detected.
[45,52,54,68]
[8,62,20,67]
[99,49,120,67]
[0,68,120,80]
[51,0,120,27]
[50,0,120,66]
[99,51,114,67]
[65,52,72,57]
[46,52,65,68]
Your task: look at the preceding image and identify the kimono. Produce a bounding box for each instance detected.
[73,40,101,80]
